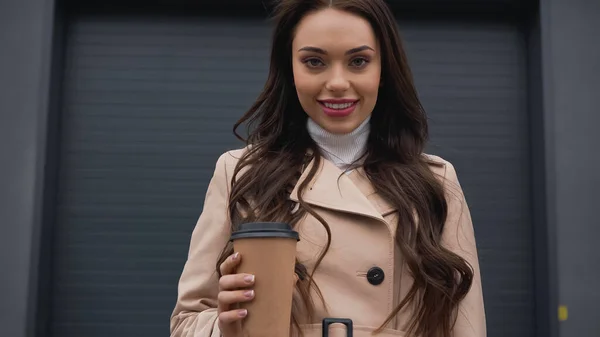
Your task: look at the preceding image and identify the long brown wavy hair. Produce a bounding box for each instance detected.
[215,1,474,336]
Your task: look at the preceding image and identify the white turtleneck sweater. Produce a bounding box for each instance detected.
[306,116,370,171]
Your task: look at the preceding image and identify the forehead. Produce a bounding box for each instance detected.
[292,8,377,51]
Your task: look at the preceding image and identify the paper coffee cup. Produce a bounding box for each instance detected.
[230,222,300,337]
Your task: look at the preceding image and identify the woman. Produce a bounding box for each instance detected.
[170,0,486,336]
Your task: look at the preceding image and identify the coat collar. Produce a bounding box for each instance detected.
[289,157,396,223]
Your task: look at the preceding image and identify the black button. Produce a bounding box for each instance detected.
[366,267,385,285]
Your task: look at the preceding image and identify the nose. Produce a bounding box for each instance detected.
[325,65,350,92]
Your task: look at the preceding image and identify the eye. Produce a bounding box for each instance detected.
[303,58,325,68]
[350,57,369,68]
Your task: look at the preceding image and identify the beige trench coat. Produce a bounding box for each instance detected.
[170,148,486,337]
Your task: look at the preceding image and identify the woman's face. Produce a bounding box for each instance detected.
[292,8,381,135]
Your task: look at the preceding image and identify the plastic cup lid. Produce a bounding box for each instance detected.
[230,222,300,241]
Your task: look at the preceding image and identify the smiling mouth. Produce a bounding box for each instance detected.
[317,100,359,117]
[321,102,355,109]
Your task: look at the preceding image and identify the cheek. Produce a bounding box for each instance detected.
[356,75,381,101]
[293,71,321,100]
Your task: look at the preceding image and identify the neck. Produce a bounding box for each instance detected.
[306,116,370,170]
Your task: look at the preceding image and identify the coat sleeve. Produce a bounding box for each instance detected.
[170,153,232,337]
[440,161,487,337]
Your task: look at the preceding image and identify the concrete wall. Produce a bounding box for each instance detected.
[539,0,600,336]
[0,0,56,337]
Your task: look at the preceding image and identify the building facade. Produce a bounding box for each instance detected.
[1,0,598,336]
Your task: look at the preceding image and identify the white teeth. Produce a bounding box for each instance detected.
[323,102,354,109]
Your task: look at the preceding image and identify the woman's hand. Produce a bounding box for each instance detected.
[217,252,255,337]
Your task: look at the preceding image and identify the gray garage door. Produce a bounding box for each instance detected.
[50,13,534,337]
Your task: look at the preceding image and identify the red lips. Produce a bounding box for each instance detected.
[317,99,359,118]
[317,98,359,104]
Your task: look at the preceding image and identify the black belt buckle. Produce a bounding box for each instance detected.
[322,318,353,337]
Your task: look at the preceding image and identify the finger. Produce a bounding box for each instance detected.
[218,309,248,325]
[219,252,241,276]
[218,289,255,306]
[294,273,299,285]
[219,273,255,291]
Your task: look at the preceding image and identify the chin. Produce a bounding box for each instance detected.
[320,119,362,135]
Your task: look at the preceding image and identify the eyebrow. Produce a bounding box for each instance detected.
[297,45,374,55]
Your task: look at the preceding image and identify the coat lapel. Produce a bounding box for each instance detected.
[347,168,397,217]
[289,157,396,223]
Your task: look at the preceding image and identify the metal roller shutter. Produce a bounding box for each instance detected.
[51,14,533,337]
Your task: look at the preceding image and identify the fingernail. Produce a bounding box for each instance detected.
[244,290,254,298]
[244,275,255,283]
[232,252,239,260]
[238,309,248,317]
